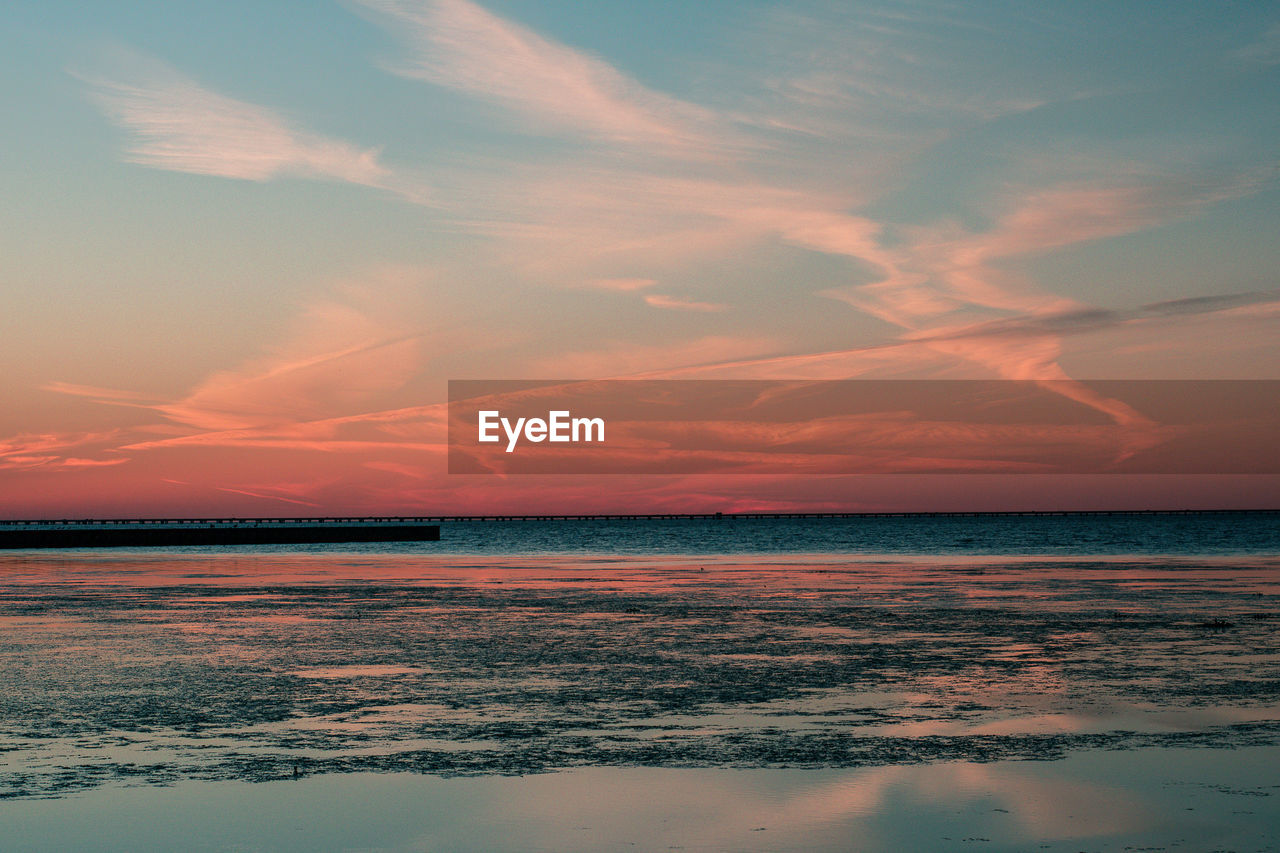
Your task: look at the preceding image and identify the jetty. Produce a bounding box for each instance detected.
[1,509,1272,549]
[0,517,441,549]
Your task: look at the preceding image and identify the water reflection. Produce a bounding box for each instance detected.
[1,748,1276,852]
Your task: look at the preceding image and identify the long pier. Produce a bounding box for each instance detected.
[399,509,1276,521]
[0,518,440,549]
[1,509,1273,526]
[1,510,1271,549]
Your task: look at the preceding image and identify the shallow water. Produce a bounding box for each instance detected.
[0,552,1276,806]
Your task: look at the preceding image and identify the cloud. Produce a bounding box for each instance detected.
[0,431,126,471]
[808,169,1277,384]
[586,278,656,291]
[44,270,438,439]
[432,164,868,282]
[116,403,447,453]
[361,0,719,151]
[41,382,159,404]
[215,485,322,507]
[1231,23,1280,65]
[364,460,431,479]
[731,3,1050,159]
[156,282,429,431]
[643,293,725,312]
[526,335,778,379]
[80,54,393,188]
[892,291,1280,346]
[157,333,419,432]
[1142,291,1279,317]
[944,184,1194,267]
[615,287,1280,388]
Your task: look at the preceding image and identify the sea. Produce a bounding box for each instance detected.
[0,512,1277,852]
[410,512,1280,555]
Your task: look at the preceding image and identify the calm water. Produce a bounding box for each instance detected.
[22,512,1274,557]
[0,514,1277,851]
[4,749,1278,852]
[429,513,1280,555]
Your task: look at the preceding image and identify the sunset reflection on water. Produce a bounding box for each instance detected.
[1,550,1277,848]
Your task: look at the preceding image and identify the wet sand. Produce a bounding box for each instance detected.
[0,552,1277,848]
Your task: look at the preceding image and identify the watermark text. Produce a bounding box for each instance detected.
[478,410,605,453]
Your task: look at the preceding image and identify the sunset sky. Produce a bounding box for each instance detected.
[2,0,1277,516]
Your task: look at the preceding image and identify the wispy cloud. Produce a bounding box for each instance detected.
[644,293,726,312]
[586,278,657,292]
[1231,23,1280,65]
[360,0,720,151]
[80,54,393,188]
[728,2,1050,158]
[215,485,322,507]
[640,289,1280,383]
[157,281,430,431]
[45,271,436,437]
[41,382,161,407]
[0,431,126,471]
[897,291,1280,345]
[811,168,1278,380]
[527,335,778,379]
[1142,292,1272,316]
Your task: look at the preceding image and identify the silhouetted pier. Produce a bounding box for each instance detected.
[376,509,1277,521]
[0,509,1272,549]
[0,518,440,549]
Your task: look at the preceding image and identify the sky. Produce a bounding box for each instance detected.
[1,0,1277,516]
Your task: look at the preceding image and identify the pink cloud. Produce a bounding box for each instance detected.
[214,486,322,507]
[526,336,779,378]
[363,0,721,151]
[133,276,435,432]
[82,56,391,187]
[0,431,126,471]
[587,278,657,291]
[41,382,160,406]
[643,293,726,312]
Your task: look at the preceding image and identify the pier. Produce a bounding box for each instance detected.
[0,518,441,549]
[0,509,1273,549]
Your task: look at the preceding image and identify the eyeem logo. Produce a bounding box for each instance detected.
[478,410,605,453]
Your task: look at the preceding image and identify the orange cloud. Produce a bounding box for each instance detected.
[643,294,726,312]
